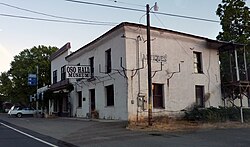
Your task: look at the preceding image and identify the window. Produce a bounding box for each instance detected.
[153,84,164,108]
[193,52,203,73]
[53,99,57,112]
[61,65,66,81]
[89,57,94,77]
[90,89,95,111]
[195,85,204,107]
[63,96,68,112]
[78,91,82,107]
[106,85,114,106]
[105,49,112,73]
[53,70,57,84]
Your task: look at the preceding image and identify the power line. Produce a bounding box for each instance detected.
[65,0,145,13]
[149,8,219,89]
[0,1,220,26]
[152,11,166,28]
[107,0,144,7]
[0,13,116,26]
[154,11,220,23]
[0,2,117,25]
[65,0,220,23]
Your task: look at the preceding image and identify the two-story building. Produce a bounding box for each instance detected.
[58,22,229,121]
[49,42,72,116]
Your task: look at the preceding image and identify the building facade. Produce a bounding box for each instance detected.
[49,42,72,116]
[62,22,227,121]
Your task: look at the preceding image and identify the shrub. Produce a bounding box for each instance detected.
[184,106,250,122]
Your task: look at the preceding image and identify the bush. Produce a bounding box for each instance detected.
[243,109,250,122]
[184,106,250,122]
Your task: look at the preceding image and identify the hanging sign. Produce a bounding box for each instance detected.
[66,65,91,79]
[28,74,37,86]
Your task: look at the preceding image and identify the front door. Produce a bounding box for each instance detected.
[58,97,63,116]
[90,89,95,111]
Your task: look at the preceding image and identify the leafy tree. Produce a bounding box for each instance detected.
[0,72,13,102]
[217,0,250,44]
[216,0,250,83]
[8,45,57,103]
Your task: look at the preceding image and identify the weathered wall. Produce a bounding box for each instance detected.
[124,26,222,121]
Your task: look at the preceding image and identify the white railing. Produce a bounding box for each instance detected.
[240,107,250,123]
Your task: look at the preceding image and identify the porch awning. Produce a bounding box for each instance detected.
[49,79,73,92]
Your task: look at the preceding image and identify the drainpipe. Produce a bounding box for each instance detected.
[234,48,240,81]
[136,35,141,122]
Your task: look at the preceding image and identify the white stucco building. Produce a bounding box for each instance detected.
[49,42,72,116]
[57,22,230,121]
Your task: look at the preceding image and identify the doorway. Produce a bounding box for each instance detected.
[89,89,95,111]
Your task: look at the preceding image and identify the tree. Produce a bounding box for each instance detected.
[8,45,57,103]
[0,72,13,102]
[216,0,250,82]
[216,0,250,44]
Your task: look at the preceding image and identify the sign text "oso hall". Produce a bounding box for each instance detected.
[66,65,91,79]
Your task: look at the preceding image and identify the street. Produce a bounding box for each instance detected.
[0,122,55,147]
[1,113,250,147]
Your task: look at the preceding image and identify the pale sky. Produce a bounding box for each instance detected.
[0,0,249,73]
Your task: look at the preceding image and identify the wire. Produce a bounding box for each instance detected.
[137,5,220,90]
[107,0,144,7]
[0,2,117,25]
[65,0,145,13]
[151,9,219,89]
[154,11,220,23]
[65,0,220,23]
[0,13,116,26]
[152,11,166,28]
[168,33,221,90]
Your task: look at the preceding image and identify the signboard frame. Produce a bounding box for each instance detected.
[28,74,37,86]
[66,65,91,79]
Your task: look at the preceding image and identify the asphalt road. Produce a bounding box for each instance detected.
[1,113,250,147]
[0,122,54,147]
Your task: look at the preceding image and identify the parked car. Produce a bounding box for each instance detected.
[8,106,37,118]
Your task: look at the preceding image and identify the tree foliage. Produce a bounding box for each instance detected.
[216,0,250,83]
[0,72,13,101]
[216,0,250,44]
[5,45,58,103]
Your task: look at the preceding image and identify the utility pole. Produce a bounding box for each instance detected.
[146,4,153,126]
[36,65,39,111]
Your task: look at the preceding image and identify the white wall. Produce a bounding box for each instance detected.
[124,26,222,120]
[51,51,69,84]
[50,48,71,115]
[68,27,128,120]
[67,24,223,121]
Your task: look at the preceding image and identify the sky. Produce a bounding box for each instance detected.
[0,0,249,73]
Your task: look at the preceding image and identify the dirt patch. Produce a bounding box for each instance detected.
[128,118,250,132]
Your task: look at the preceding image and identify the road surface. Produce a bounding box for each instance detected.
[1,114,250,147]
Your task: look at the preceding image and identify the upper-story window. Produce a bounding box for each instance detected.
[53,70,57,84]
[105,49,112,73]
[61,65,66,81]
[89,57,94,77]
[193,51,203,73]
